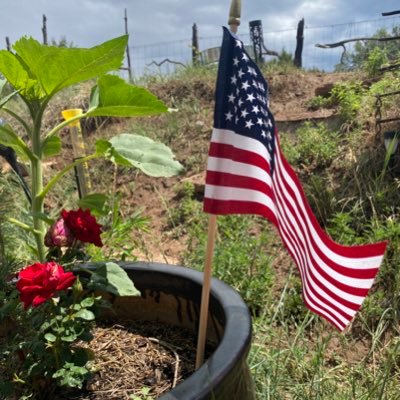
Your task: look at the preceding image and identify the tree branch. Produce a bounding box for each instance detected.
[316,35,400,49]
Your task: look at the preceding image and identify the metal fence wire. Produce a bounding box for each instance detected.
[128,15,400,78]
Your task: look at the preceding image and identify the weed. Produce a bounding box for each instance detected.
[281,122,340,170]
[306,95,334,111]
[130,386,154,400]
[329,81,366,124]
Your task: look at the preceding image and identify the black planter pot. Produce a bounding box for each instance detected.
[94,261,254,400]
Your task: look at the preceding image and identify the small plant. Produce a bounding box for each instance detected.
[130,386,154,400]
[281,122,340,170]
[306,95,333,110]
[330,81,366,123]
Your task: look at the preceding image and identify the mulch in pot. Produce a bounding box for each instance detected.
[56,320,216,400]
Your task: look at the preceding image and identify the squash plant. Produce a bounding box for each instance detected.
[0,35,183,261]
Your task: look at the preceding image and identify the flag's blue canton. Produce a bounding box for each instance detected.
[214,28,276,172]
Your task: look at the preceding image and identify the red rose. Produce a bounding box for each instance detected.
[61,208,103,247]
[16,262,76,309]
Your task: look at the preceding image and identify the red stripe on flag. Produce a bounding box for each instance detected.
[206,171,273,195]
[209,142,271,173]
[203,198,278,225]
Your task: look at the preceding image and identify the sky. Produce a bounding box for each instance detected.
[0,0,399,47]
[0,1,399,74]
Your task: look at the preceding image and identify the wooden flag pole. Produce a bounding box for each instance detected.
[195,214,217,369]
[195,0,242,370]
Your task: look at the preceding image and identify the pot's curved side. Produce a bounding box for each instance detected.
[89,262,255,400]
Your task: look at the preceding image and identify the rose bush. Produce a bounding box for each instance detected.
[0,34,183,398]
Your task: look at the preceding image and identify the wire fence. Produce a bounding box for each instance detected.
[129,15,400,78]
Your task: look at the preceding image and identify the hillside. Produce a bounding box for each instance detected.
[109,70,356,264]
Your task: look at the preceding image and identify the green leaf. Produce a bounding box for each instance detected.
[78,193,108,216]
[0,79,6,95]
[11,35,128,97]
[0,50,44,99]
[92,262,140,296]
[61,333,78,342]
[44,333,57,342]
[109,133,184,177]
[80,297,95,308]
[74,309,95,321]
[0,124,33,161]
[95,139,132,166]
[41,135,61,158]
[87,75,167,117]
[89,85,100,109]
[0,88,20,110]
[0,36,127,101]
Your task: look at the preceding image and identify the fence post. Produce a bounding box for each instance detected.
[294,18,304,68]
[5,37,10,51]
[124,8,133,81]
[42,14,48,45]
[249,20,264,64]
[192,23,199,66]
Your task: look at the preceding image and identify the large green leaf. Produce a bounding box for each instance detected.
[0,50,44,99]
[0,124,33,161]
[95,139,132,166]
[87,75,167,117]
[91,262,140,297]
[109,133,184,177]
[0,36,128,100]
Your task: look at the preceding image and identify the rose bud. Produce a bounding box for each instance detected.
[44,218,74,248]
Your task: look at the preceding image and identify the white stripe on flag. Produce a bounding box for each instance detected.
[211,128,271,163]
[207,156,273,186]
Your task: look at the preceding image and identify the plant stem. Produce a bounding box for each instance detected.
[38,154,98,200]
[6,217,41,235]
[44,112,87,139]
[30,102,47,262]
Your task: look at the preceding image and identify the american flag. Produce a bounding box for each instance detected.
[203,27,387,331]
